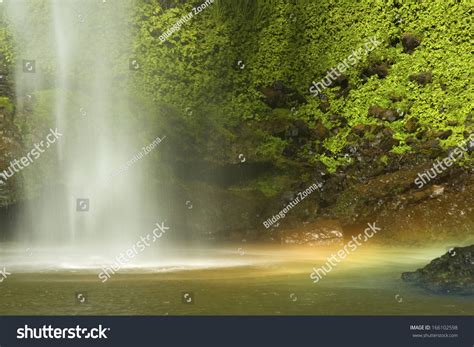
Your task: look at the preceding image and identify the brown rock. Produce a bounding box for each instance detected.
[319,101,330,113]
[409,71,433,85]
[432,129,452,139]
[352,124,366,137]
[405,117,419,133]
[368,105,400,122]
[279,219,344,246]
[361,61,390,79]
[312,121,329,140]
[401,33,421,54]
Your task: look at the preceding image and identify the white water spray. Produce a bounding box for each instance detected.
[4,0,153,253]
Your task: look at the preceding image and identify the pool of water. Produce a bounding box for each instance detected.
[0,244,472,315]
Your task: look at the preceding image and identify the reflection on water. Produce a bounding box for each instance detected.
[0,244,473,315]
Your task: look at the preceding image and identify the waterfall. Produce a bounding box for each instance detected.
[4,0,156,256]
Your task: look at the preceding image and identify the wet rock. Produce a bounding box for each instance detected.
[405,136,417,145]
[405,184,446,203]
[318,101,330,113]
[283,145,296,157]
[368,105,400,122]
[401,32,421,54]
[432,129,452,139]
[259,81,306,109]
[361,61,390,79]
[279,219,344,246]
[416,129,427,140]
[389,94,403,102]
[430,184,445,198]
[329,114,348,127]
[402,245,474,295]
[260,86,287,109]
[281,191,297,202]
[335,86,351,98]
[370,127,401,152]
[352,124,367,137]
[409,71,433,85]
[380,136,400,152]
[405,117,419,133]
[293,119,311,138]
[258,110,291,138]
[285,127,299,138]
[416,139,441,151]
[389,36,399,48]
[312,121,329,140]
[321,72,349,90]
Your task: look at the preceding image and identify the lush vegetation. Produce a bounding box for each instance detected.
[133,0,472,173]
[0,0,472,238]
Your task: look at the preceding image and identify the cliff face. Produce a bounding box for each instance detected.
[0,0,472,242]
[132,0,472,241]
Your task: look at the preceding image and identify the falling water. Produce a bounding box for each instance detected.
[1,0,254,273]
[3,0,157,260]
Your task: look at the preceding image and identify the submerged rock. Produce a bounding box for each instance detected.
[402,245,474,295]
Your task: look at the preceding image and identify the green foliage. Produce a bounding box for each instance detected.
[1,0,471,197]
[132,0,471,178]
[0,96,13,114]
[231,173,291,198]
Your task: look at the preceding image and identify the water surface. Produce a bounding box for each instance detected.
[1,244,472,315]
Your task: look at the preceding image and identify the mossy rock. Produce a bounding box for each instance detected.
[402,245,474,295]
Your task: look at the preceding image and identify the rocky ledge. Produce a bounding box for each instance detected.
[402,245,474,295]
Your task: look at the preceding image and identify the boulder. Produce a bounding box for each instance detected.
[402,245,474,295]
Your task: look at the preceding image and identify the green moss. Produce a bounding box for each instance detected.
[254,135,286,165]
[0,97,13,114]
[228,172,294,198]
[391,144,412,155]
[316,155,349,174]
[133,0,471,175]
[2,0,471,198]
